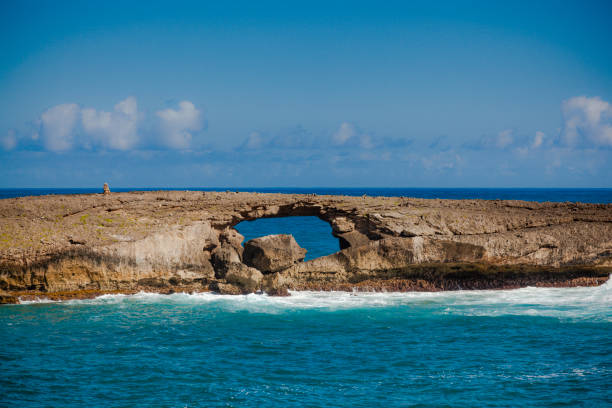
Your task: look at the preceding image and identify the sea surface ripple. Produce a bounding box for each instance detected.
[2,280,611,407]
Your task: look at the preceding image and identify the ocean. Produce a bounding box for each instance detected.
[1,187,612,203]
[1,188,611,407]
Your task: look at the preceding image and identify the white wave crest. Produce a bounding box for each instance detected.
[18,297,59,304]
[16,276,611,321]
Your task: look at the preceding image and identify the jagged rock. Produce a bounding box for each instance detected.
[243,234,307,273]
[335,230,370,250]
[265,285,289,296]
[330,217,354,233]
[225,263,263,293]
[211,244,242,278]
[262,273,292,296]
[212,282,243,295]
[219,228,245,250]
[0,291,18,304]
[0,190,610,300]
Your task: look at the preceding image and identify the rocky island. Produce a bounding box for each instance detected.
[0,190,611,304]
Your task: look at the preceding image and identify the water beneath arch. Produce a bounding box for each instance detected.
[234,216,340,261]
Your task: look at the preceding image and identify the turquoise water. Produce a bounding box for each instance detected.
[1,284,611,407]
[1,188,611,406]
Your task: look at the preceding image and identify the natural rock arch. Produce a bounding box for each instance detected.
[227,201,375,251]
[234,216,340,261]
[1,190,610,303]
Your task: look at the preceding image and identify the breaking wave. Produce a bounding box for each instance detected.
[18,275,611,322]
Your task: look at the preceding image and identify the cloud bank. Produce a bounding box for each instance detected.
[1,130,17,151]
[156,101,202,149]
[1,95,610,187]
[561,96,612,147]
[4,97,204,152]
[81,97,140,150]
[40,103,80,151]
[332,122,380,149]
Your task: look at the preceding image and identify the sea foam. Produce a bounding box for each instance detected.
[17,275,611,321]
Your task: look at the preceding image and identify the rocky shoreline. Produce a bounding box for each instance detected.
[1,190,611,304]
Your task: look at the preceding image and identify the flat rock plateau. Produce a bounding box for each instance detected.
[1,190,611,303]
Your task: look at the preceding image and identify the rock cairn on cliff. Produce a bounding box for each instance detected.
[103,183,111,195]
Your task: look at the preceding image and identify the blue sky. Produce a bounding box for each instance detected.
[1,0,611,187]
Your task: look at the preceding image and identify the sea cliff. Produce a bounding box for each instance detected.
[1,191,611,303]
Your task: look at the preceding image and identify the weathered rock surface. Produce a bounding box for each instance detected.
[224,263,263,294]
[211,243,242,278]
[243,234,307,273]
[0,290,18,304]
[0,190,610,303]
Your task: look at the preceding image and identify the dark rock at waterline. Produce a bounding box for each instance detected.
[210,282,243,295]
[211,244,242,278]
[265,286,289,297]
[224,262,263,294]
[0,291,18,304]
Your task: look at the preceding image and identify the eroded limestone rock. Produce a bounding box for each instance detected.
[211,244,242,278]
[243,234,307,273]
[225,263,263,294]
[0,291,18,304]
[0,190,610,303]
[219,228,245,250]
[212,282,243,295]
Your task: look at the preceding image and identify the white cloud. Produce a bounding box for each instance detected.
[1,129,17,151]
[562,96,612,147]
[81,96,140,150]
[40,103,80,151]
[332,122,377,149]
[514,131,545,156]
[332,122,356,145]
[38,98,141,151]
[532,131,545,148]
[496,129,514,148]
[242,132,263,149]
[156,101,202,149]
[420,152,461,172]
[7,97,207,152]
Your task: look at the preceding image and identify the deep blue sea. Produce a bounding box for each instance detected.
[1,187,612,203]
[1,188,611,407]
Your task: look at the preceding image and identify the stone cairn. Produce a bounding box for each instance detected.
[103,183,111,195]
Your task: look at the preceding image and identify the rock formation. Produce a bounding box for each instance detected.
[243,234,307,273]
[0,190,610,303]
[224,263,263,294]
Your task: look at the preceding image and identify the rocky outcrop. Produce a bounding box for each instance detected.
[0,290,18,304]
[211,244,242,278]
[225,263,263,294]
[243,234,307,273]
[261,237,609,294]
[0,190,610,303]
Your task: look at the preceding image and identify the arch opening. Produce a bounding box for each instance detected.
[234,216,341,261]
